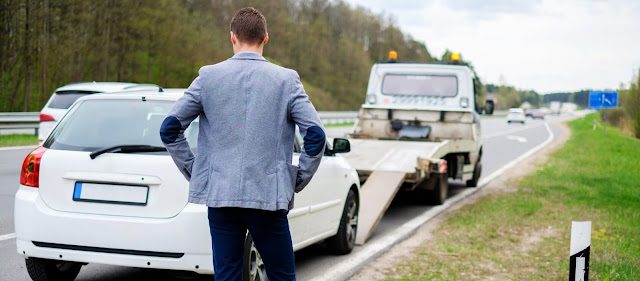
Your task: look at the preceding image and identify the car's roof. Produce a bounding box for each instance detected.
[77,89,186,102]
[373,62,473,72]
[55,82,160,93]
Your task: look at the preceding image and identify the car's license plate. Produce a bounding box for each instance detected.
[73,182,149,205]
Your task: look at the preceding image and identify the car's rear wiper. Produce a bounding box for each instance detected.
[89,145,167,159]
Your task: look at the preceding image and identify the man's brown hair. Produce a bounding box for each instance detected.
[230,7,267,45]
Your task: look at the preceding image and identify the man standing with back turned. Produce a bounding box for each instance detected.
[159,7,326,281]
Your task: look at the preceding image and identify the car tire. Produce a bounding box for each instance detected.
[242,234,268,281]
[327,189,359,255]
[25,258,82,281]
[428,173,449,205]
[466,161,482,187]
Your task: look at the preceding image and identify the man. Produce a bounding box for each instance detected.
[159,7,325,281]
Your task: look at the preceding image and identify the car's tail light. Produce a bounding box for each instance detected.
[39,113,55,122]
[20,147,47,187]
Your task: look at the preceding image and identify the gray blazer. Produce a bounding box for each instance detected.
[160,52,326,211]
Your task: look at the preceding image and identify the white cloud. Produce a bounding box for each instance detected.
[344,0,640,93]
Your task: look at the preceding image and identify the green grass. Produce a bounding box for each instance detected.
[0,134,38,147]
[385,113,640,280]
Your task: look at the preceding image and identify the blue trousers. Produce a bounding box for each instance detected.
[207,207,296,281]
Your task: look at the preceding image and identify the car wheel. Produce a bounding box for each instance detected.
[327,189,358,255]
[25,258,82,281]
[429,173,448,205]
[243,234,268,281]
[466,161,482,187]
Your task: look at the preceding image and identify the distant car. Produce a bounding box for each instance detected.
[16,90,360,281]
[38,82,160,141]
[507,108,526,124]
[529,109,545,119]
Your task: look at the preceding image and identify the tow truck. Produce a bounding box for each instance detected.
[343,52,488,244]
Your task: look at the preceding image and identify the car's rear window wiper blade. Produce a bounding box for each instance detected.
[89,145,167,159]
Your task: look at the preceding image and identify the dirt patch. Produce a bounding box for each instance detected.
[349,120,572,281]
[519,226,557,253]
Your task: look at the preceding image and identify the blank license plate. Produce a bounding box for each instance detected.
[73,182,149,205]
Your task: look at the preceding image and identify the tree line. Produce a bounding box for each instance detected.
[485,83,541,110]
[0,0,433,112]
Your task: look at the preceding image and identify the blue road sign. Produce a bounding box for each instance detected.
[589,91,618,109]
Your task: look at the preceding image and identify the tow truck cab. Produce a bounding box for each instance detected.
[351,54,483,187]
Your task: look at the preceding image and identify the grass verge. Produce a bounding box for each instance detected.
[0,134,38,147]
[385,114,640,280]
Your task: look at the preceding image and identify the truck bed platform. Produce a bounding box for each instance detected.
[342,139,455,244]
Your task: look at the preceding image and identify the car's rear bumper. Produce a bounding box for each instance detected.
[14,186,213,274]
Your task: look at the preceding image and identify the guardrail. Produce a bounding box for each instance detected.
[0,112,39,135]
[318,111,358,125]
[0,111,359,135]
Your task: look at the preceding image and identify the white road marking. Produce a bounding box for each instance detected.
[0,233,16,241]
[313,122,555,281]
[506,135,527,143]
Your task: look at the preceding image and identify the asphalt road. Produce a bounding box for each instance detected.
[0,115,564,281]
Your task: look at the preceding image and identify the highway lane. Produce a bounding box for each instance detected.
[0,116,561,281]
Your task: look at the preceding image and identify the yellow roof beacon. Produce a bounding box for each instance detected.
[451,52,461,64]
[387,50,398,62]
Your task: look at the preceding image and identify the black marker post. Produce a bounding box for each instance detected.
[569,221,591,281]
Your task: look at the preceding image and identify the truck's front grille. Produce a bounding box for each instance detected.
[32,241,184,258]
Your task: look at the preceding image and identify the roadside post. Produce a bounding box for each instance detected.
[569,221,591,281]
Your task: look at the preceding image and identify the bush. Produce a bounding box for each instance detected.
[604,108,626,128]
[617,69,640,138]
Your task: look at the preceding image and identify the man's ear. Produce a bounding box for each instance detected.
[230,31,237,45]
[263,33,270,46]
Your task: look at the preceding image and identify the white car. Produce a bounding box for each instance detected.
[38,82,161,142]
[16,90,360,281]
[506,108,526,124]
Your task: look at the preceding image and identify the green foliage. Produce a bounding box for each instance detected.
[604,69,640,138]
[0,0,433,111]
[620,70,640,137]
[485,83,541,109]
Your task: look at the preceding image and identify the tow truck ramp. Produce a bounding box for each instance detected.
[342,139,451,244]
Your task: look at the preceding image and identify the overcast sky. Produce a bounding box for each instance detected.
[344,0,640,93]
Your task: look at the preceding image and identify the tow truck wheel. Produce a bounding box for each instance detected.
[25,258,82,281]
[429,173,448,205]
[466,162,482,187]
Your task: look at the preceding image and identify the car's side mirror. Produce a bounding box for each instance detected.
[332,138,350,153]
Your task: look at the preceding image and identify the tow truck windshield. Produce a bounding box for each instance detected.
[382,74,458,97]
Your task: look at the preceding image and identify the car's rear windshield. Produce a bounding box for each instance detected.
[381,74,458,97]
[47,91,100,109]
[44,99,198,152]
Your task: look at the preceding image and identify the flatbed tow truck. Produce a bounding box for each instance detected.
[342,52,489,244]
